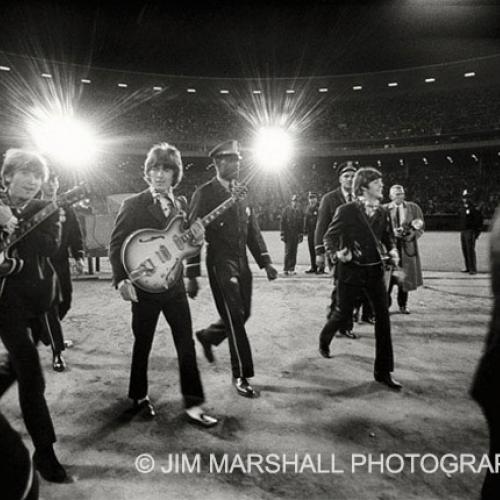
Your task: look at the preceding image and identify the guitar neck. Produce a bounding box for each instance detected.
[200,196,237,227]
[1,202,59,252]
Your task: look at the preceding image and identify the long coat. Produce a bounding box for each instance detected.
[385,201,424,292]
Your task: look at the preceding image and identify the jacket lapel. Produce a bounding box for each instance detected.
[144,190,167,225]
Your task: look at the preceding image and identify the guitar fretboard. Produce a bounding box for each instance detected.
[0,185,86,252]
[179,195,238,244]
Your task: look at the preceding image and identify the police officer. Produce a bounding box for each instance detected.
[186,140,278,398]
[315,161,358,338]
[304,192,320,273]
[460,190,483,275]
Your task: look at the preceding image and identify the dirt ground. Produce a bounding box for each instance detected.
[0,232,492,500]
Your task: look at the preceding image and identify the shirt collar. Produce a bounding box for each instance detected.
[216,175,232,193]
[149,186,175,204]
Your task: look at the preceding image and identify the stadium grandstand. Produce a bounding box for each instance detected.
[1,52,500,236]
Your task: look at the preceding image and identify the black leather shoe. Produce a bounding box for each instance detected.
[129,398,156,419]
[319,345,331,358]
[374,372,402,390]
[196,331,215,363]
[399,307,410,314]
[33,447,68,483]
[305,268,316,274]
[339,329,357,339]
[362,316,376,324]
[52,353,66,372]
[234,377,259,398]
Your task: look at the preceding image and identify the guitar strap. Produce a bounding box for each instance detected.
[356,202,386,263]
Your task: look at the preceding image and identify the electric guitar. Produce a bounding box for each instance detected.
[121,184,248,293]
[0,184,89,277]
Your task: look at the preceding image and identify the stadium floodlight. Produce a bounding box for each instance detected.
[388,82,398,87]
[285,89,295,94]
[187,88,196,93]
[464,72,475,78]
[422,157,428,165]
[81,78,91,84]
[446,155,454,164]
[318,88,328,93]
[153,86,162,91]
[252,90,262,94]
[425,78,436,83]
[219,89,229,94]
[29,111,98,168]
[399,158,404,166]
[41,73,52,79]
[377,160,382,167]
[0,65,11,71]
[254,126,293,172]
[118,83,128,88]
[353,85,362,91]
[471,154,479,162]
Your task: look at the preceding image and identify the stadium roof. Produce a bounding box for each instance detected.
[1,0,500,78]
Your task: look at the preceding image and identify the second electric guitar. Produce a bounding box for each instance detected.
[121,185,247,293]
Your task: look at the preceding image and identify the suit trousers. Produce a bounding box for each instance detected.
[201,258,254,379]
[53,260,72,320]
[461,229,478,273]
[307,232,316,271]
[284,239,299,272]
[128,287,204,409]
[0,308,57,449]
[320,267,394,374]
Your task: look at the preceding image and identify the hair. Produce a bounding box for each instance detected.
[1,148,49,186]
[353,167,382,197]
[143,142,183,188]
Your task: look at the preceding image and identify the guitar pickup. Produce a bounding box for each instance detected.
[158,244,171,260]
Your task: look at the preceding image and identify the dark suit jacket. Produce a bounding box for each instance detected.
[323,201,396,286]
[0,196,61,315]
[108,189,188,290]
[280,206,303,242]
[185,177,271,279]
[314,187,349,255]
[52,205,84,263]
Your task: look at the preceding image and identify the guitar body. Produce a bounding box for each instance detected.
[121,216,202,293]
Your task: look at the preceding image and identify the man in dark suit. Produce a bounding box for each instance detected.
[318,167,402,390]
[41,173,85,372]
[109,142,218,428]
[303,192,319,273]
[0,148,67,482]
[315,161,357,338]
[280,194,303,275]
[459,190,483,275]
[186,140,278,398]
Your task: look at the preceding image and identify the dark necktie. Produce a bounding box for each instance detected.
[395,206,401,228]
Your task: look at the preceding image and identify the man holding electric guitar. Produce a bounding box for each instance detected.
[109,142,218,427]
[186,140,278,399]
[0,148,68,483]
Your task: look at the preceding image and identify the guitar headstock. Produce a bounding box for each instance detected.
[57,182,89,207]
[231,183,248,201]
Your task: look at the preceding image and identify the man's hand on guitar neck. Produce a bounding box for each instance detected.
[187,278,199,299]
[189,219,205,246]
[118,279,138,302]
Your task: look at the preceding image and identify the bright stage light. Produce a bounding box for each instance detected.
[29,112,98,168]
[254,127,293,172]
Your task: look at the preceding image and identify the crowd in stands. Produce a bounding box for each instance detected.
[68,154,499,231]
[75,84,500,149]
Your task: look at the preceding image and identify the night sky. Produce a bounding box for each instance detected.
[1,0,500,77]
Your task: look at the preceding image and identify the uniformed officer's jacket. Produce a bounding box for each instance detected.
[314,187,350,255]
[186,177,271,278]
[303,204,319,235]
